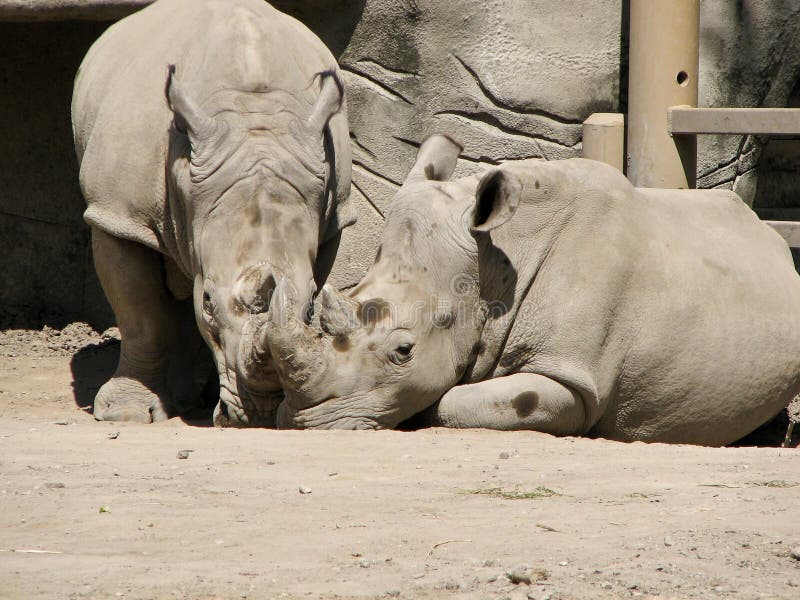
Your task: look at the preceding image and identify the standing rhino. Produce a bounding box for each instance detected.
[72,0,354,426]
[263,135,800,445]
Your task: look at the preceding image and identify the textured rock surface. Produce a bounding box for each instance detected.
[2,0,800,320]
[0,1,149,21]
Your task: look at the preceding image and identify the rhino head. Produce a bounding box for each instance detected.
[261,135,524,429]
[166,66,353,426]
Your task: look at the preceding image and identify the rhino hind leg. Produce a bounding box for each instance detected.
[421,373,586,436]
[91,228,177,423]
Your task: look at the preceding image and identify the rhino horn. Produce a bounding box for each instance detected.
[306,70,344,133]
[403,134,463,187]
[253,277,327,393]
[317,284,361,336]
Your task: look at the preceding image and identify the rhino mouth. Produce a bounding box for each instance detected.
[277,399,381,430]
[214,370,283,427]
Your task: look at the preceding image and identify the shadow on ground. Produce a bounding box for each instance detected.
[69,337,120,411]
[69,339,216,425]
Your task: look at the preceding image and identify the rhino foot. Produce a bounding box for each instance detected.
[93,376,172,423]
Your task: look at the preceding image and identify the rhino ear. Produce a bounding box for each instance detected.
[166,64,219,140]
[166,65,230,180]
[470,169,521,233]
[403,134,463,186]
[307,70,344,133]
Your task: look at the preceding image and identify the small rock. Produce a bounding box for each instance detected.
[499,449,519,459]
[507,566,531,584]
[664,536,674,547]
[790,547,800,560]
[600,582,612,590]
[507,565,547,585]
[176,450,191,459]
[412,573,425,579]
[299,486,312,494]
[386,591,400,598]
[358,559,372,569]
[487,574,498,583]
[107,432,120,440]
[45,482,65,489]
[99,505,110,513]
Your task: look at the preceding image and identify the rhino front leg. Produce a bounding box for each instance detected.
[91,228,176,423]
[422,373,586,435]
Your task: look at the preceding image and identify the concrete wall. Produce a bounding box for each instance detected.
[0,20,114,329]
[2,0,799,328]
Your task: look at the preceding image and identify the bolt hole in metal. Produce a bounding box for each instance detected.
[676,70,689,86]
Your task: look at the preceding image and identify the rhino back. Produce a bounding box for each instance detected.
[73,0,338,254]
[592,188,800,443]
[475,159,800,444]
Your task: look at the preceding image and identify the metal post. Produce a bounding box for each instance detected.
[582,113,625,173]
[627,0,699,188]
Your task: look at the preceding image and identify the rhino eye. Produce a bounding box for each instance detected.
[389,342,415,365]
[202,290,216,316]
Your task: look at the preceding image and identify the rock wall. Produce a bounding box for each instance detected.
[2,0,799,326]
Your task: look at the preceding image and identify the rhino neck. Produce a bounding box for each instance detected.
[461,200,568,383]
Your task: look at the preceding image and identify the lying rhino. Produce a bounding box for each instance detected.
[72,0,354,425]
[263,135,800,445]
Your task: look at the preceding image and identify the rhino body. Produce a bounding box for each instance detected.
[72,0,353,426]
[266,137,800,445]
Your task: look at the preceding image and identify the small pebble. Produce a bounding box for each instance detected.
[664,536,674,547]
[358,559,372,568]
[386,591,400,598]
[299,486,312,494]
[499,449,519,459]
[176,450,190,459]
[507,566,532,585]
[45,482,65,489]
[790,547,800,560]
[107,432,120,440]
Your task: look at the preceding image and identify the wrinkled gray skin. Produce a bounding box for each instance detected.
[72,0,354,426]
[265,135,800,445]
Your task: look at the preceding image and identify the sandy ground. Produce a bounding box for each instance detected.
[1,325,799,600]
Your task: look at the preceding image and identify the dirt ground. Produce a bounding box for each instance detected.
[1,324,799,600]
